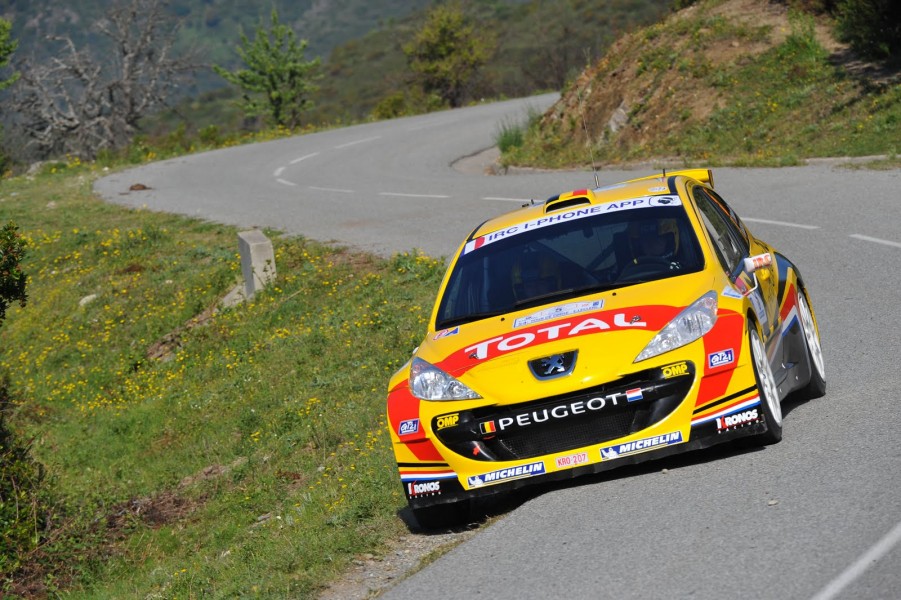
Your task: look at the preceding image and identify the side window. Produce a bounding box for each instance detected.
[692,186,747,274]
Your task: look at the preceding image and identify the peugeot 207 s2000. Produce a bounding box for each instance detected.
[386,169,825,528]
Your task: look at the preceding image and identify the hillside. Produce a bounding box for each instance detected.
[507,0,901,167]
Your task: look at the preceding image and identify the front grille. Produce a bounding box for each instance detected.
[433,362,694,461]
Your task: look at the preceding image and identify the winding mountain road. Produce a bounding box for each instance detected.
[95,95,901,600]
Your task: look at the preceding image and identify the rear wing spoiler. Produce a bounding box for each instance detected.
[625,168,714,189]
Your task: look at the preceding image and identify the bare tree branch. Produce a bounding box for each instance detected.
[9,0,196,160]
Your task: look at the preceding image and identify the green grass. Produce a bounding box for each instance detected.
[0,164,446,596]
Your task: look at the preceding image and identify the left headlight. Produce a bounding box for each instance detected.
[635,291,718,362]
[409,357,481,401]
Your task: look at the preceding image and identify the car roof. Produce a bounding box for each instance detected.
[467,168,713,240]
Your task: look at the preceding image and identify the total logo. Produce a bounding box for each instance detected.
[708,349,735,369]
[716,408,760,432]
[464,312,648,361]
[407,480,441,497]
[467,461,546,488]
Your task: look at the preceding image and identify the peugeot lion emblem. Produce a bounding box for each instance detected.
[529,351,577,380]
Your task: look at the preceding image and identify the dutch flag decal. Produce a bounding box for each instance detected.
[626,388,644,402]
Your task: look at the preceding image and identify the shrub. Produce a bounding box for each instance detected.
[835,0,901,61]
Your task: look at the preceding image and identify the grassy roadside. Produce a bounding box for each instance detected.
[0,163,445,596]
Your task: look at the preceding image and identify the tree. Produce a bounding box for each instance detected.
[0,18,18,93]
[214,10,322,129]
[403,1,494,108]
[0,222,26,322]
[8,0,195,160]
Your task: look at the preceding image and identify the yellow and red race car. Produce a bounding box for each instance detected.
[386,169,825,528]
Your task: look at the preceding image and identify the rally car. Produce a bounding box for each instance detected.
[386,169,825,529]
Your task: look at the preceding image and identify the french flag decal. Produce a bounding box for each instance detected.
[626,388,644,402]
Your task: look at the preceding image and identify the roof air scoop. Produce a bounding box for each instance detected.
[545,196,591,213]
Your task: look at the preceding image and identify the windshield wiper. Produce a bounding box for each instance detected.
[512,282,620,310]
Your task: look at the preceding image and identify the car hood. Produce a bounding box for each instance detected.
[417,274,716,405]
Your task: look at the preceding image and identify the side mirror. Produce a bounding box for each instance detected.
[733,253,772,296]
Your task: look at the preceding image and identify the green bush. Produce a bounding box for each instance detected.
[0,374,45,583]
[836,0,901,61]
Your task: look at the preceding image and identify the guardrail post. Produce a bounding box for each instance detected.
[237,229,276,299]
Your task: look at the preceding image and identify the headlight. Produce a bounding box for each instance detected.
[409,357,481,401]
[635,291,718,362]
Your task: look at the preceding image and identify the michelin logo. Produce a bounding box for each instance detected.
[600,431,683,461]
[467,461,545,488]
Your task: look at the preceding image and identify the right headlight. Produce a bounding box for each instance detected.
[409,357,481,401]
[634,291,718,362]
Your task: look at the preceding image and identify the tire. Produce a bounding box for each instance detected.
[749,325,783,445]
[796,289,826,400]
[412,499,472,531]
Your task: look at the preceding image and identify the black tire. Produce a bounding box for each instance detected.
[749,325,783,445]
[412,499,472,531]
[796,288,826,400]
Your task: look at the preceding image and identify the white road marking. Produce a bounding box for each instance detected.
[276,179,296,187]
[810,520,901,600]
[378,192,450,199]
[334,136,380,149]
[290,152,320,164]
[484,196,533,203]
[274,166,285,177]
[849,234,901,249]
[309,186,355,194]
[743,217,819,230]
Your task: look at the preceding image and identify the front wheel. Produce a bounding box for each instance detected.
[750,325,782,445]
[796,289,826,400]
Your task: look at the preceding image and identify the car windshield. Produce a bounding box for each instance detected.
[435,201,704,330]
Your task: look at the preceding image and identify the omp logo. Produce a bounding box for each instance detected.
[708,349,734,368]
[435,414,459,430]
[398,419,419,436]
[662,362,689,378]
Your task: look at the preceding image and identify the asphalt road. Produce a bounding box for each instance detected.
[95,95,901,600]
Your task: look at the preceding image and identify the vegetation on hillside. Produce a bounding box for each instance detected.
[501,0,901,168]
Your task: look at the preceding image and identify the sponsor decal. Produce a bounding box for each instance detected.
[555,452,589,469]
[494,390,637,432]
[662,362,689,378]
[514,300,604,329]
[600,431,683,460]
[463,197,682,254]
[406,480,442,497]
[722,285,743,299]
[465,312,648,361]
[400,470,457,482]
[398,419,420,436]
[648,186,668,193]
[467,461,546,488]
[708,349,735,369]
[625,388,643,402]
[433,326,459,340]
[690,396,760,427]
[715,407,761,432]
[480,421,496,435]
[435,413,460,430]
[528,351,577,380]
